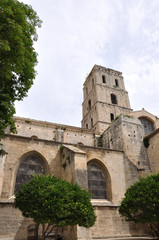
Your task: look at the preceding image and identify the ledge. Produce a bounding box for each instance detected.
[0,197,15,204]
[91,199,119,207]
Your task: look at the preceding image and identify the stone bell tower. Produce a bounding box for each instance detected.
[81,65,132,134]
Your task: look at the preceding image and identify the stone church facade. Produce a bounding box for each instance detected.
[0,65,159,240]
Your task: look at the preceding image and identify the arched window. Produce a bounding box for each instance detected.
[115,79,119,87]
[88,99,91,111]
[102,75,106,83]
[78,142,84,146]
[87,161,107,199]
[110,113,114,121]
[139,117,154,135]
[15,153,46,193]
[111,94,117,104]
[31,135,38,139]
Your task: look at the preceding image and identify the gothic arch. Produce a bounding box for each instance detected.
[139,117,154,135]
[13,151,49,194]
[87,159,112,201]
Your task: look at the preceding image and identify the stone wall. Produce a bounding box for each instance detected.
[0,201,33,240]
[102,115,150,173]
[12,117,94,147]
[147,129,159,173]
[0,124,149,240]
[1,135,62,199]
[90,204,146,239]
[81,65,132,134]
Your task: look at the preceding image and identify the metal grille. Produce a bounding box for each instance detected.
[15,155,45,193]
[87,162,107,199]
[139,117,154,135]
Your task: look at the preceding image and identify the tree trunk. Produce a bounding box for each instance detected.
[41,224,45,240]
[34,223,39,240]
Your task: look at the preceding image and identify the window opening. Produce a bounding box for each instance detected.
[91,118,93,128]
[86,124,88,129]
[15,154,45,193]
[102,75,106,83]
[111,94,117,104]
[88,100,91,111]
[115,79,119,87]
[87,161,107,199]
[110,113,114,121]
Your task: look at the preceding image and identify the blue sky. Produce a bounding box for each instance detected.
[15,0,159,127]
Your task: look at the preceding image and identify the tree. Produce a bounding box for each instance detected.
[0,0,42,140]
[118,174,159,238]
[15,175,96,240]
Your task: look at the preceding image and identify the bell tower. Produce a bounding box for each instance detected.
[81,65,132,134]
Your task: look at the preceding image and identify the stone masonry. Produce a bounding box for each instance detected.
[0,65,159,240]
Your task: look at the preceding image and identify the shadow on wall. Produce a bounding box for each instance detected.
[49,147,62,178]
[129,221,147,236]
[14,216,34,240]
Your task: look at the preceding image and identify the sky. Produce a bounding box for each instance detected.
[15,0,159,127]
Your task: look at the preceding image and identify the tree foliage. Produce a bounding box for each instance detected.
[0,0,42,139]
[119,174,159,237]
[15,175,96,240]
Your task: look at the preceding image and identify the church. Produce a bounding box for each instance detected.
[0,64,159,240]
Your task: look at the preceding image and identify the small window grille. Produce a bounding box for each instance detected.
[87,162,107,199]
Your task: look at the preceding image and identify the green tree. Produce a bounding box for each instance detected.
[0,0,42,140]
[119,174,159,238]
[15,175,96,240]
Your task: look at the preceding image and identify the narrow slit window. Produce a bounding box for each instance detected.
[88,100,91,110]
[115,79,119,87]
[91,118,93,128]
[110,113,114,121]
[102,75,106,83]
